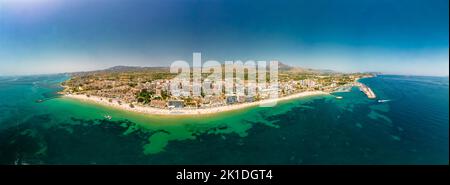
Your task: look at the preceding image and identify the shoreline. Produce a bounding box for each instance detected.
[63,91,329,116]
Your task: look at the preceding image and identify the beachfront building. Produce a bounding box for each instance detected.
[237,95,246,103]
[226,94,238,105]
[245,96,255,103]
[258,88,278,99]
[168,100,184,109]
[299,79,317,88]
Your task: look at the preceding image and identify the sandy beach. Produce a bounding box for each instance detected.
[64,91,329,116]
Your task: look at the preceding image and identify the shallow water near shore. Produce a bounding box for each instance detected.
[0,75,448,164]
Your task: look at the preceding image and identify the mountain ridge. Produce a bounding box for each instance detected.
[98,62,338,74]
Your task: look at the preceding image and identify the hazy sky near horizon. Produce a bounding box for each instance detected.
[0,0,448,76]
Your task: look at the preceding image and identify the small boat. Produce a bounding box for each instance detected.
[35,99,44,103]
[104,115,112,120]
[335,96,343,99]
[378,99,390,103]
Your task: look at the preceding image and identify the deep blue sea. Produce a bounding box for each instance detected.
[0,75,448,164]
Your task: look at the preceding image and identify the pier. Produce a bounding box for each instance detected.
[355,82,376,99]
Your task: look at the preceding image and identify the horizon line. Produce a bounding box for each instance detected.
[1,64,448,78]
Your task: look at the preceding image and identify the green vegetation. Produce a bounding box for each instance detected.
[137,89,154,104]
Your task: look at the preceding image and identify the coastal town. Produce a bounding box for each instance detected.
[60,64,376,115]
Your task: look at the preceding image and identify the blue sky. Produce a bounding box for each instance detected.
[0,0,448,76]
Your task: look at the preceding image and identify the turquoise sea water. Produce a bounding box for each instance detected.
[0,75,448,164]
